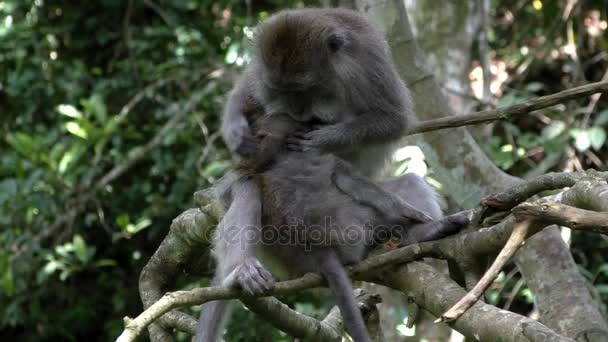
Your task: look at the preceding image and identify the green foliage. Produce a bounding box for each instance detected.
[0,0,305,340]
[1,0,607,340]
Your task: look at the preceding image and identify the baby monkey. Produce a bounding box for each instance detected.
[196,111,468,342]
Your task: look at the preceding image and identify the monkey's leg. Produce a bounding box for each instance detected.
[196,178,274,342]
[331,160,433,223]
[379,173,442,220]
[316,249,372,342]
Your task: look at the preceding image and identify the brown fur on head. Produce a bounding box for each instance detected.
[253,9,359,92]
[252,9,403,115]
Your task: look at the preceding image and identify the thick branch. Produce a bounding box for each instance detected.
[241,297,341,341]
[405,80,608,136]
[513,202,608,234]
[481,170,608,210]
[381,262,574,342]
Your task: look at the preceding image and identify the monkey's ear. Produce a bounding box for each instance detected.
[326,33,346,53]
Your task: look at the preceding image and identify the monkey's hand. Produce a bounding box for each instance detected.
[223,257,275,296]
[235,131,259,157]
[286,125,339,153]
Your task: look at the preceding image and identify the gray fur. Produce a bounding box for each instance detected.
[197,8,466,342]
[223,8,413,179]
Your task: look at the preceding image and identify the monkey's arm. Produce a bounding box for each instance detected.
[287,110,409,153]
[331,160,433,223]
[221,78,259,157]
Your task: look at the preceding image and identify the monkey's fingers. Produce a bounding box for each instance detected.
[286,136,315,152]
[286,143,305,152]
[236,258,275,295]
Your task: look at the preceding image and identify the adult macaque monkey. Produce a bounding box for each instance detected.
[222,8,413,178]
[196,8,464,342]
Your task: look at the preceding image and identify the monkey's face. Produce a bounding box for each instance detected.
[254,12,349,93]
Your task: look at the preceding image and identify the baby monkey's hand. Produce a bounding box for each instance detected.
[286,125,335,152]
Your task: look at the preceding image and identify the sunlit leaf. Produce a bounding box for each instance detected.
[65,121,88,139]
[526,82,544,92]
[570,129,591,152]
[224,42,239,64]
[542,121,565,139]
[58,144,85,174]
[56,104,82,119]
[520,288,535,303]
[125,218,152,235]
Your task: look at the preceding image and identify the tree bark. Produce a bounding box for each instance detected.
[362,1,608,340]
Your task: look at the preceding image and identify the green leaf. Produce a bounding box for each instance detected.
[58,143,85,174]
[6,132,36,157]
[570,129,591,152]
[116,214,130,229]
[588,126,606,151]
[596,284,608,294]
[597,264,608,276]
[81,94,107,122]
[542,121,565,139]
[596,109,608,126]
[56,104,82,119]
[1,270,14,297]
[520,288,535,303]
[526,82,544,92]
[65,121,88,139]
[72,234,90,263]
[93,259,117,268]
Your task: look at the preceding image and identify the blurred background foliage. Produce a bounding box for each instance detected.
[0,0,607,340]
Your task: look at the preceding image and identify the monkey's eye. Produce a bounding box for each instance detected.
[326,34,345,53]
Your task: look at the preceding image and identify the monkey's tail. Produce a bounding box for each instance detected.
[317,250,372,342]
[195,299,234,342]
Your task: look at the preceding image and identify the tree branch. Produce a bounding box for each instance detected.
[405,80,608,136]
[436,220,531,323]
[481,170,608,209]
[513,202,608,234]
[381,262,574,342]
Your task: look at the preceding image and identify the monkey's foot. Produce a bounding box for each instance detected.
[400,211,470,246]
[441,211,470,234]
[230,257,275,296]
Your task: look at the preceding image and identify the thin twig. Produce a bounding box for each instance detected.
[405,80,608,135]
[435,220,531,323]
